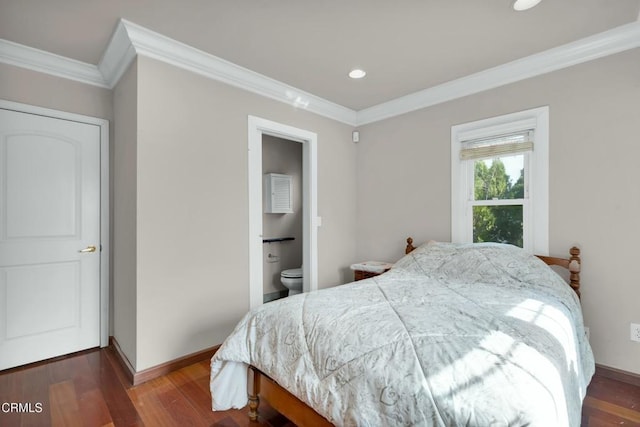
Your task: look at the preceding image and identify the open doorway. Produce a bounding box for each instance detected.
[247,116,318,309]
[262,136,303,302]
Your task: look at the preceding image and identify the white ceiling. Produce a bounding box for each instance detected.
[1,0,639,110]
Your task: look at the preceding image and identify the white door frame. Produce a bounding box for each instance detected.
[0,99,110,347]
[248,116,318,309]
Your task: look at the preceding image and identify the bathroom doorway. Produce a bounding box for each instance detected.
[262,136,302,303]
[247,116,318,309]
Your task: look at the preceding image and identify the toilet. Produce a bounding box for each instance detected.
[280,267,303,296]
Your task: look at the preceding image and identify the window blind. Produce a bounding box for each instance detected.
[460,130,533,161]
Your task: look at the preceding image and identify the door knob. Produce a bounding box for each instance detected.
[79,245,97,253]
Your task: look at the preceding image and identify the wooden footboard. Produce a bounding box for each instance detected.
[249,366,332,426]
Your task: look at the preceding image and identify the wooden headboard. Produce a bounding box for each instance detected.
[404,237,582,298]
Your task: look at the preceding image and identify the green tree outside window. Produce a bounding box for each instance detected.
[473,158,524,247]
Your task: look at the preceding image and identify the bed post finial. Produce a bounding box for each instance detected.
[569,246,581,298]
[406,237,416,254]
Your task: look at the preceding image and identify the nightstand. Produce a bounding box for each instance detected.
[350,261,393,281]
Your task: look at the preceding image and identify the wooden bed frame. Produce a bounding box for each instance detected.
[247,237,582,425]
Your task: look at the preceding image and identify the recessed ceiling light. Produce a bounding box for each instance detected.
[513,0,542,11]
[348,69,366,79]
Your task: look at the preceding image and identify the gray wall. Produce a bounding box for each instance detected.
[0,63,113,119]
[356,49,640,375]
[112,60,138,368]
[129,56,357,370]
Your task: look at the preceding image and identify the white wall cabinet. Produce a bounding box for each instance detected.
[264,173,293,214]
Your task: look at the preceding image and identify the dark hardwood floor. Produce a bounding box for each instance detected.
[0,346,638,426]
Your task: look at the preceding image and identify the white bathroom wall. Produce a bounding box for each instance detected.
[262,135,303,296]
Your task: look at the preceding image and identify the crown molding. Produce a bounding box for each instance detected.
[356,21,640,126]
[0,38,108,88]
[98,20,137,88]
[102,20,357,125]
[1,19,638,127]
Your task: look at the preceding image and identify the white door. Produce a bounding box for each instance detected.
[0,108,101,370]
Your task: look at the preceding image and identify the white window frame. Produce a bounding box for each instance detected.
[451,106,549,255]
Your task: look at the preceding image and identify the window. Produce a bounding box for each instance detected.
[451,107,549,254]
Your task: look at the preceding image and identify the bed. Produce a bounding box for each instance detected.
[210,238,594,426]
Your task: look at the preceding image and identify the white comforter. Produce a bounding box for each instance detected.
[210,242,595,426]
